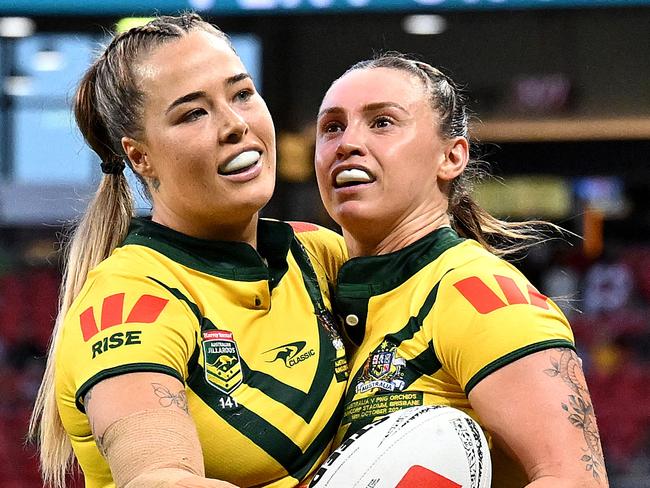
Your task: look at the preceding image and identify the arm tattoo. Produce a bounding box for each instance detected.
[544,348,607,483]
[85,389,108,457]
[151,383,189,413]
[94,426,107,458]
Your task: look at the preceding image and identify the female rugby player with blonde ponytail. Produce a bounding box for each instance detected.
[30,13,348,488]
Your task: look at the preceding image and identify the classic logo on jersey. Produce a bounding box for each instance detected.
[79,293,169,341]
[454,274,549,314]
[355,340,406,394]
[264,341,316,368]
[202,330,243,394]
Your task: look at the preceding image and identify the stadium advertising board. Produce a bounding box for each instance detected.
[1,0,647,15]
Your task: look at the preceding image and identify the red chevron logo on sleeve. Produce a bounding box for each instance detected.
[79,293,169,341]
[288,221,319,233]
[453,275,549,314]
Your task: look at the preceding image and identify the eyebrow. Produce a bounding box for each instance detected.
[317,101,408,119]
[165,72,252,114]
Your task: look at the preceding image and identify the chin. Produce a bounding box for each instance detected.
[241,195,273,217]
[330,202,378,234]
[239,180,274,210]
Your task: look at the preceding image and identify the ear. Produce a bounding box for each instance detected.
[121,136,154,178]
[438,137,469,181]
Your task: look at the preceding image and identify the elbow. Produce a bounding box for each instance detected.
[528,469,609,488]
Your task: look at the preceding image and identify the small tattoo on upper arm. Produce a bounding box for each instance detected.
[94,429,107,458]
[85,389,107,456]
[151,383,189,413]
[544,348,607,483]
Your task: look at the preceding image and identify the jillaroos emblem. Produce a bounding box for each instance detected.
[202,330,243,394]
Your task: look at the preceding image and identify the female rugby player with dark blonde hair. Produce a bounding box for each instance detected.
[30,13,348,488]
[315,53,608,488]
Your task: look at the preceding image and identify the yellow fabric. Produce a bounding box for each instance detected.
[56,218,348,488]
[334,228,574,487]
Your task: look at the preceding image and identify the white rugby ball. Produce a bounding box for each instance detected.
[309,405,491,488]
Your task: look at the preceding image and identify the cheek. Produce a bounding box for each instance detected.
[314,142,333,174]
[248,105,275,139]
[314,160,329,190]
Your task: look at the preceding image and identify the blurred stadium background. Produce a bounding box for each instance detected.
[0,0,649,486]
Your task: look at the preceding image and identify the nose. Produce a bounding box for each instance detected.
[336,141,365,161]
[218,106,248,144]
[335,125,365,161]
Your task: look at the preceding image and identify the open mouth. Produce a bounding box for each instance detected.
[218,150,261,175]
[334,168,375,188]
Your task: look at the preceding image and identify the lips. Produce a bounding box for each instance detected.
[218,150,261,175]
[333,167,375,188]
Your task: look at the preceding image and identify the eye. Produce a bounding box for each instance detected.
[372,116,394,129]
[321,120,344,134]
[181,108,207,123]
[234,89,254,102]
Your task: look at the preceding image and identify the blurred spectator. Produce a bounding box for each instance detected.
[583,261,634,314]
[588,331,650,475]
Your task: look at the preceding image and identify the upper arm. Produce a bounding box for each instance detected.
[431,257,575,392]
[59,270,198,413]
[468,348,608,486]
[83,373,238,487]
[85,371,188,446]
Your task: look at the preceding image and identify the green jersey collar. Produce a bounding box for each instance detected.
[337,226,464,298]
[121,217,293,283]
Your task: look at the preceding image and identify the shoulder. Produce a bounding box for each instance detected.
[285,221,348,285]
[435,240,557,316]
[441,240,528,285]
[287,221,342,241]
[65,250,192,332]
[287,221,347,258]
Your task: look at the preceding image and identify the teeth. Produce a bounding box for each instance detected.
[220,150,260,175]
[335,168,373,186]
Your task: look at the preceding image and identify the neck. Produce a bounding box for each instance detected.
[152,212,260,248]
[344,210,451,258]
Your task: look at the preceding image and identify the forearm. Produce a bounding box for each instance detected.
[470,348,609,488]
[525,476,606,488]
[101,409,236,488]
[124,468,236,487]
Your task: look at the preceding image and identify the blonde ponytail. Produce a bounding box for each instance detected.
[28,13,231,486]
[29,174,134,487]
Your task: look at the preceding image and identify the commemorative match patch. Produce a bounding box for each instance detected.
[202,330,243,394]
[355,340,406,394]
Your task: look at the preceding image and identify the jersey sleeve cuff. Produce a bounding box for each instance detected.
[464,339,576,395]
[75,363,184,413]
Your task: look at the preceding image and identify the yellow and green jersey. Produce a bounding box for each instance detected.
[55,218,349,488]
[334,227,574,487]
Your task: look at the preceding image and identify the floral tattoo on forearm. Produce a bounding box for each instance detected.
[544,348,607,482]
[151,383,189,413]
